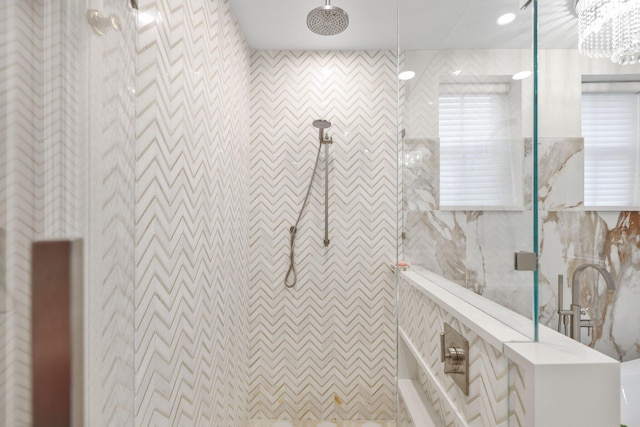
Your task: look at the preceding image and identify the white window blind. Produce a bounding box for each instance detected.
[582,92,640,207]
[439,91,516,208]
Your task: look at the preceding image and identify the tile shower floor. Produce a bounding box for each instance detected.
[249,421,395,427]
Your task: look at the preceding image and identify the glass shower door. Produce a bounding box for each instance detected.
[396,1,538,426]
[535,0,640,363]
[0,1,137,425]
[398,0,538,338]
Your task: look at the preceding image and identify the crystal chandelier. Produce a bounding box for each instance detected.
[576,0,640,65]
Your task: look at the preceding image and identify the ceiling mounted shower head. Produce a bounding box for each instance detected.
[307,0,349,36]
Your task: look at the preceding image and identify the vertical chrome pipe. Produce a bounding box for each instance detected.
[571,303,581,341]
[558,274,564,310]
[557,274,563,332]
[323,141,330,246]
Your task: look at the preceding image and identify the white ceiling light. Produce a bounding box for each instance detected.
[512,70,532,80]
[576,0,640,65]
[399,71,416,80]
[496,13,516,25]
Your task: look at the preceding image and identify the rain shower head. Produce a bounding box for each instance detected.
[312,119,332,129]
[307,1,349,36]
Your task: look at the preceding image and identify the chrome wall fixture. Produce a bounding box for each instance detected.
[87,9,122,36]
[557,265,616,342]
[440,323,469,395]
[319,123,333,247]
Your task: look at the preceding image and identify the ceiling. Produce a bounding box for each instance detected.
[228,0,579,51]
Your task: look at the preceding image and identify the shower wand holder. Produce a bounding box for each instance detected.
[284,119,332,288]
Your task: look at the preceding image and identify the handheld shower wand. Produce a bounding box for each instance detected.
[284,119,333,288]
[312,119,331,142]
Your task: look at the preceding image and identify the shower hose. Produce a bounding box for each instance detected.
[284,141,323,288]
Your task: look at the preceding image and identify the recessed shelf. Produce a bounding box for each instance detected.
[398,329,445,427]
[398,379,442,427]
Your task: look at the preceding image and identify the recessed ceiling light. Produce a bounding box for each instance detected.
[399,71,416,81]
[512,70,532,80]
[452,69,462,76]
[497,13,516,26]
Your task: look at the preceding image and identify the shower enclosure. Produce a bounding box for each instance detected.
[1,0,637,425]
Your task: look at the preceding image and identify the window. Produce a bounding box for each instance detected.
[439,83,520,209]
[582,90,640,208]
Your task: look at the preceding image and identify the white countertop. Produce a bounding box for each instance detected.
[401,270,619,367]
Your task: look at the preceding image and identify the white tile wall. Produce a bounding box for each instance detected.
[135,0,251,425]
[85,0,137,424]
[249,50,397,421]
[1,1,138,425]
[1,1,44,422]
[398,276,519,427]
[4,2,400,426]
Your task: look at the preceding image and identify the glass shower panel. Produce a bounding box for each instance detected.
[537,1,640,362]
[0,1,136,425]
[398,0,537,339]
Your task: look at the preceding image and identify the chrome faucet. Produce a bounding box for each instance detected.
[558,264,616,342]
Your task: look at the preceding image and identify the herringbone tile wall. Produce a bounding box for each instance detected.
[1,1,137,425]
[1,1,45,423]
[135,0,251,425]
[85,0,137,425]
[509,360,526,427]
[398,276,520,427]
[248,50,397,421]
[5,2,399,425]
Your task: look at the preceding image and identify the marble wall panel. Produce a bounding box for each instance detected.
[404,128,640,360]
[536,138,584,211]
[402,138,439,212]
[403,210,467,285]
[540,210,640,361]
[466,211,534,317]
